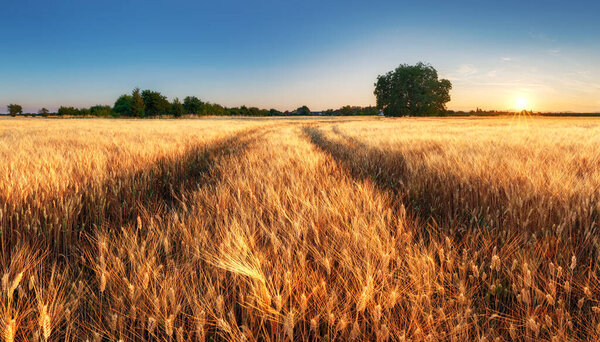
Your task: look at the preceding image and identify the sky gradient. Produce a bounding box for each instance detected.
[1,0,599,113]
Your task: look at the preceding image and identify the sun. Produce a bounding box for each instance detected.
[515,97,528,111]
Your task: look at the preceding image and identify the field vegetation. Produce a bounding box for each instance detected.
[0,116,599,341]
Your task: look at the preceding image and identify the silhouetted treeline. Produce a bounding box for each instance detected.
[322,105,379,116]
[5,88,385,117]
[49,90,315,117]
[57,105,113,116]
[7,89,598,117]
[447,108,539,116]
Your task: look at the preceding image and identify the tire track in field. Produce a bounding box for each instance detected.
[173,124,413,340]
[300,124,534,324]
[302,124,505,245]
[0,126,268,259]
[302,125,425,217]
[302,123,600,266]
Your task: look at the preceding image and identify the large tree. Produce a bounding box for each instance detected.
[113,94,134,117]
[183,96,204,114]
[113,88,145,117]
[141,90,170,116]
[7,104,22,117]
[131,88,145,117]
[170,98,185,117]
[374,62,451,116]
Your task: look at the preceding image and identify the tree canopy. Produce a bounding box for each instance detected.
[294,106,311,115]
[38,108,49,117]
[141,90,170,117]
[170,98,185,117]
[57,106,79,116]
[7,104,22,117]
[323,106,378,116]
[90,105,113,117]
[374,62,451,116]
[31,86,416,118]
[131,88,145,117]
[113,94,134,117]
[183,96,203,114]
[113,88,146,117]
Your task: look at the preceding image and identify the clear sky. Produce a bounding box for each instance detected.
[1,0,599,113]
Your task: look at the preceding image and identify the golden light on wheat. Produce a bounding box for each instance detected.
[0,116,599,340]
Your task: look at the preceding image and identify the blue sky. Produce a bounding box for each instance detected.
[1,0,599,113]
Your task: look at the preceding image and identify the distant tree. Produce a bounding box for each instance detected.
[207,103,226,115]
[243,107,268,116]
[38,108,49,117]
[131,88,145,117]
[7,104,22,117]
[141,90,170,116]
[295,105,311,115]
[113,94,134,117]
[374,62,451,116]
[78,107,91,116]
[269,108,283,116]
[57,106,79,116]
[339,105,355,116]
[109,89,271,118]
[183,96,204,114]
[228,106,242,116]
[113,88,145,117]
[90,105,113,117]
[171,98,185,117]
[360,106,379,115]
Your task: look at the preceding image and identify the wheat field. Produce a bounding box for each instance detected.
[1,116,599,341]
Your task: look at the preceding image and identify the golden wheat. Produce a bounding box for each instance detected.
[0,116,598,340]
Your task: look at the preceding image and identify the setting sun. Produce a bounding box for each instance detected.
[515,97,529,110]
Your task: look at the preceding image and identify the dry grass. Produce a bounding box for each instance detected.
[0,116,599,340]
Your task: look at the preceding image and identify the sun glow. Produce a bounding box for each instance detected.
[515,97,529,111]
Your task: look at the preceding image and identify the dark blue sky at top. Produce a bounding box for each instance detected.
[1,0,599,112]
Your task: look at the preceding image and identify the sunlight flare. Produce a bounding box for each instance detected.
[515,97,528,111]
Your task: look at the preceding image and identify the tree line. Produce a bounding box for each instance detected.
[6,62,459,117]
[5,88,379,118]
[6,92,365,117]
[322,106,379,116]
